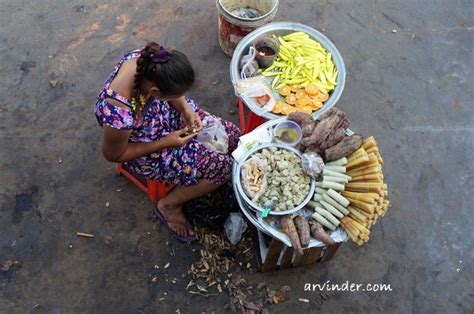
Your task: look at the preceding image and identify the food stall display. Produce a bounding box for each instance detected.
[231,23,390,270]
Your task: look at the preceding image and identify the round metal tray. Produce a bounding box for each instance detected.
[235,143,316,216]
[230,21,346,121]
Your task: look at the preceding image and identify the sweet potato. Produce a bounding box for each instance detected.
[294,216,311,247]
[320,127,346,150]
[309,220,335,245]
[325,134,363,161]
[307,109,346,147]
[281,216,304,256]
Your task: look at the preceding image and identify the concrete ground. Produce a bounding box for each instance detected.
[1,0,472,313]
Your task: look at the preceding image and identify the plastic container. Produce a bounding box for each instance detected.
[235,143,316,216]
[216,0,279,56]
[252,34,280,68]
[230,22,346,120]
[272,120,302,147]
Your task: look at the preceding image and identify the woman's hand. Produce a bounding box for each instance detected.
[182,109,202,132]
[161,128,197,148]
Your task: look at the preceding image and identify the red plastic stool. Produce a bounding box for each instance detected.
[237,97,267,134]
[115,163,174,203]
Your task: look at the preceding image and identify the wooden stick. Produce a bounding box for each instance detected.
[362,136,377,149]
[345,223,359,236]
[77,232,94,238]
[348,207,367,222]
[365,146,379,155]
[348,153,379,168]
[345,197,376,212]
[345,182,382,194]
[345,228,358,242]
[349,214,367,226]
[341,191,376,204]
[347,147,368,162]
[348,203,374,215]
[346,155,370,169]
[347,165,381,177]
[350,173,383,182]
[348,207,373,220]
[351,220,370,234]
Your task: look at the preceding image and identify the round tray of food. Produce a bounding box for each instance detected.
[231,21,346,120]
[235,143,316,216]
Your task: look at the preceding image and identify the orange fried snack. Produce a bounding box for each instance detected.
[296,96,311,107]
[278,85,291,96]
[296,106,313,115]
[272,102,285,114]
[295,89,307,100]
[285,93,297,105]
[305,83,319,96]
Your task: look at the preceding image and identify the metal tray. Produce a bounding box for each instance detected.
[235,143,316,216]
[230,21,346,121]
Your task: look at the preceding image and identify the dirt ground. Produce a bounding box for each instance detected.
[0,0,473,313]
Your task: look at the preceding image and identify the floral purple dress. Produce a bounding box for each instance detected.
[94,49,241,186]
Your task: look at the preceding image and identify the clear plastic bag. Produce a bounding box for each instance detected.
[234,76,276,112]
[230,8,262,19]
[301,152,325,179]
[240,156,268,203]
[224,212,248,245]
[240,46,259,79]
[196,116,229,154]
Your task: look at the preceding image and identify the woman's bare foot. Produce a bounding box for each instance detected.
[157,200,194,237]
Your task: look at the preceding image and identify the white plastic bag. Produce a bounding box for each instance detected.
[240,46,259,79]
[196,116,229,154]
[234,76,276,112]
[224,213,248,245]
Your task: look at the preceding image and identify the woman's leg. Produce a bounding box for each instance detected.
[158,179,222,237]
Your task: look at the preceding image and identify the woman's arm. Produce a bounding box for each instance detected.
[168,96,192,114]
[101,126,163,162]
[101,125,197,163]
[168,96,203,130]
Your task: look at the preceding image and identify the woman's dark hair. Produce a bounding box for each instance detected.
[133,42,194,105]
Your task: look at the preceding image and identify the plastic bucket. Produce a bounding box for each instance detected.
[216,0,279,56]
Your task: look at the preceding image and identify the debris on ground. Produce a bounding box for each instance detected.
[77,232,94,238]
[267,286,291,304]
[187,228,254,296]
[1,260,21,272]
[49,79,58,88]
[104,236,114,248]
[298,298,310,303]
